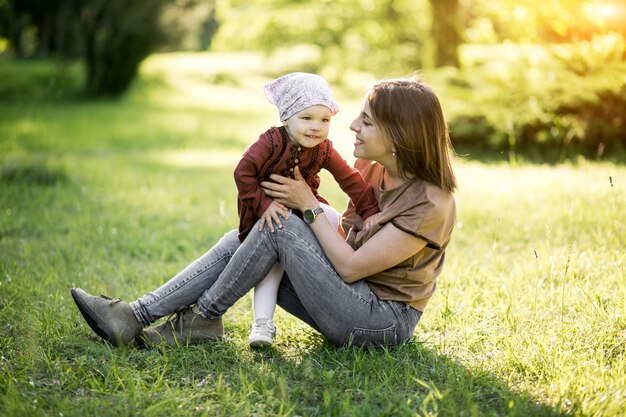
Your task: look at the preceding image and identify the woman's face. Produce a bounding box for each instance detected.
[349,99,393,162]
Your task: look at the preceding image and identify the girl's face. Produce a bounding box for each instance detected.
[283,105,332,148]
[350,99,393,162]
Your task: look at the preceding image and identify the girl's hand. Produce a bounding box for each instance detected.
[261,166,318,211]
[259,201,289,233]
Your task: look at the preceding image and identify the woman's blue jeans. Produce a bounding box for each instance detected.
[130,214,422,347]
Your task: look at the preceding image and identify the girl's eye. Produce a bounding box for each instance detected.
[363,120,372,126]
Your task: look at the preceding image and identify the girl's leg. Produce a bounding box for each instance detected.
[248,206,337,348]
[196,215,421,347]
[252,262,283,321]
[251,204,337,323]
[130,229,240,326]
[249,262,282,347]
[250,204,337,322]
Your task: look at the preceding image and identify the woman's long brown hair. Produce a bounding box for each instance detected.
[368,75,457,193]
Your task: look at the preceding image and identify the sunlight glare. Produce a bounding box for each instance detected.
[513,6,529,21]
[140,52,270,111]
[582,2,620,24]
[158,149,241,168]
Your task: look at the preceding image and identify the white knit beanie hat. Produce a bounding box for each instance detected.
[264,72,339,122]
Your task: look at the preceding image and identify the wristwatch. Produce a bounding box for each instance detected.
[303,207,324,224]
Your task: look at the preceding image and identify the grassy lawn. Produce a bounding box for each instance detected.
[1,53,625,417]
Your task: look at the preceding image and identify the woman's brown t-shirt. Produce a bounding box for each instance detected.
[341,159,456,312]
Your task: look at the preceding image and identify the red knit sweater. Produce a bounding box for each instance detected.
[234,126,379,241]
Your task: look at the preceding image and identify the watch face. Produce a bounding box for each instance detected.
[303,209,315,224]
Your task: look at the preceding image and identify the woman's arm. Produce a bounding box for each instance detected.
[314,217,427,282]
[261,168,427,282]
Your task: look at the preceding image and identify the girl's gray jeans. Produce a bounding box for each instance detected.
[130,214,422,347]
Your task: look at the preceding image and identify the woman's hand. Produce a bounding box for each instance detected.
[261,166,319,211]
[259,201,289,233]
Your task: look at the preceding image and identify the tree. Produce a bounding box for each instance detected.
[212,0,433,79]
[462,0,626,43]
[0,0,78,58]
[75,0,168,96]
[430,0,461,67]
[1,0,221,95]
[159,0,219,52]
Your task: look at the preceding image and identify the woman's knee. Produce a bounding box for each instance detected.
[218,229,241,256]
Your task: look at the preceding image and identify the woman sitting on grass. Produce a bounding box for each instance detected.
[70,74,457,348]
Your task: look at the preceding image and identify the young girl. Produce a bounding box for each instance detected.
[234,73,379,347]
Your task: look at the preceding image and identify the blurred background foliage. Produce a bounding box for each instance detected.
[0,0,624,161]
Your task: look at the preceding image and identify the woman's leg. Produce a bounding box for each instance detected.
[251,204,337,322]
[195,215,421,347]
[71,229,240,346]
[130,229,240,326]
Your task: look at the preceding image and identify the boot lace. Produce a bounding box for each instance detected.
[159,305,193,339]
[99,294,123,305]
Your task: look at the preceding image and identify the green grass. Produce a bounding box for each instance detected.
[1,52,625,416]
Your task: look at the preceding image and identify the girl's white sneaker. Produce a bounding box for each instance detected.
[248,318,276,348]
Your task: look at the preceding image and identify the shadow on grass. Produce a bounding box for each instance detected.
[1,291,576,417]
[53,333,573,416]
[0,158,69,186]
[248,338,573,417]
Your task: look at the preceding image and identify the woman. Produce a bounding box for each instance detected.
[70,75,457,348]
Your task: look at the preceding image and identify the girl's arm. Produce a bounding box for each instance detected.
[261,168,426,282]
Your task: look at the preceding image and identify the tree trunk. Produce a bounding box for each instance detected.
[75,0,167,97]
[430,0,462,67]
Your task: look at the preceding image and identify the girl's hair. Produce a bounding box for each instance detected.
[367,75,457,193]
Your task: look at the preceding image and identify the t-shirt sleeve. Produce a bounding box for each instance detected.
[391,198,454,250]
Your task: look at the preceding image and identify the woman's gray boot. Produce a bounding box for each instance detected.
[70,287,142,346]
[139,305,224,347]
